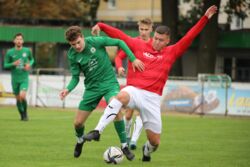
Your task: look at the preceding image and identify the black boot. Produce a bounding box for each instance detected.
[21,111,28,121]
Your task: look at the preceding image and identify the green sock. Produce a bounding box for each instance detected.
[114,120,127,144]
[16,101,24,114]
[75,126,85,138]
[22,100,27,113]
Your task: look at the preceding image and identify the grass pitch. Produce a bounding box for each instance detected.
[0,106,250,167]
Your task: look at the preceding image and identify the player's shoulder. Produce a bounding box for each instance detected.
[22,47,32,52]
[86,36,107,43]
[67,47,77,59]
[6,48,15,53]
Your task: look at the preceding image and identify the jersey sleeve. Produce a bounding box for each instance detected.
[66,57,80,92]
[97,23,137,52]
[3,50,14,69]
[28,48,35,67]
[172,16,209,59]
[115,49,127,69]
[97,36,136,62]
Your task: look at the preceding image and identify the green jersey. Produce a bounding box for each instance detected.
[66,36,136,92]
[4,47,34,81]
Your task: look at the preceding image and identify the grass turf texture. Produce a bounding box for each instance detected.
[0,106,250,167]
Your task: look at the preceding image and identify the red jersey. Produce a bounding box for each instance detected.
[115,36,152,80]
[98,16,209,95]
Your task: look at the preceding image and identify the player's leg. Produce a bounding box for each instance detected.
[130,111,143,150]
[124,108,134,143]
[113,111,135,161]
[19,79,29,120]
[12,81,24,120]
[142,129,160,162]
[73,109,91,158]
[19,90,28,120]
[73,90,101,158]
[135,89,161,162]
[84,90,130,140]
[84,86,135,160]
[108,86,135,160]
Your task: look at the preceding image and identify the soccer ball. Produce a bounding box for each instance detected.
[103,146,124,164]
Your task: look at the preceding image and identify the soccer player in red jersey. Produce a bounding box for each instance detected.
[115,18,153,150]
[85,5,218,162]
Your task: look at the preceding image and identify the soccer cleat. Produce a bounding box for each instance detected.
[142,145,151,162]
[83,130,100,141]
[129,142,137,150]
[121,146,135,161]
[74,139,86,158]
[20,112,28,121]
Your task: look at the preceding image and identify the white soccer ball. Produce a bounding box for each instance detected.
[103,146,124,164]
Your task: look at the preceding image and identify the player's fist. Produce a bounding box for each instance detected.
[24,64,31,71]
[60,89,69,100]
[13,59,21,66]
[205,5,218,19]
[91,24,100,36]
[132,59,145,72]
[118,67,126,77]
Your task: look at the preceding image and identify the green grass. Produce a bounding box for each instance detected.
[0,106,250,167]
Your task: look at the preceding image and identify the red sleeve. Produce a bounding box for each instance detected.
[115,49,127,69]
[173,16,209,58]
[98,23,136,52]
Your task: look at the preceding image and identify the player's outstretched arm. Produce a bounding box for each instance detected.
[172,5,218,58]
[92,23,135,50]
[205,5,218,19]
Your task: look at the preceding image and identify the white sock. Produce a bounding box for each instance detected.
[121,143,128,149]
[124,115,132,139]
[95,98,123,133]
[143,141,157,156]
[131,116,143,143]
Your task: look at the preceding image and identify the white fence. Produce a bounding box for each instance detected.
[1,72,250,116]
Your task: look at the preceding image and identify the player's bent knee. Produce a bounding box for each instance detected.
[116,91,130,105]
[74,120,83,128]
[149,138,160,147]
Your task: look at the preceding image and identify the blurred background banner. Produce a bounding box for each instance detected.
[1,73,250,116]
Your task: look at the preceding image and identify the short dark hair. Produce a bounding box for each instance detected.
[155,26,171,36]
[14,33,23,39]
[65,26,82,42]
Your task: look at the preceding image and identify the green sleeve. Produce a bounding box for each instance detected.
[4,51,14,69]
[66,75,80,92]
[66,58,80,92]
[98,37,136,62]
[28,49,34,66]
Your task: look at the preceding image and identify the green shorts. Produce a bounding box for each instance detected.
[11,79,29,95]
[78,83,120,112]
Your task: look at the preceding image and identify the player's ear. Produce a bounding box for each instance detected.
[165,35,170,46]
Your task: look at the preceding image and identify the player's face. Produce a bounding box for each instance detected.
[138,24,152,41]
[14,35,24,48]
[152,32,170,51]
[69,36,85,53]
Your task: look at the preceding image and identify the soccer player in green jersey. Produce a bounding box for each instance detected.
[59,26,144,160]
[4,33,34,121]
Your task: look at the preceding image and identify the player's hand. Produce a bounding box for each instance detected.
[60,89,69,100]
[24,64,30,71]
[132,59,144,72]
[92,24,100,36]
[205,5,218,19]
[13,59,20,66]
[118,67,126,77]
